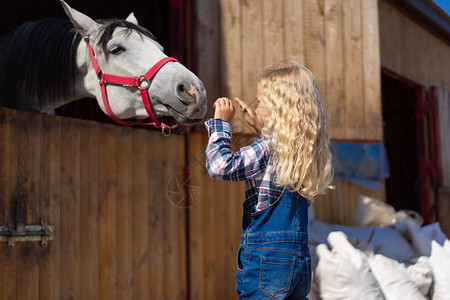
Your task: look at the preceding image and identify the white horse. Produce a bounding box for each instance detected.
[0,1,207,131]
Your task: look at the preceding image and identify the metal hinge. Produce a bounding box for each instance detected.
[0,218,55,248]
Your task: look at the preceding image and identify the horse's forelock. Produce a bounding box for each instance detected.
[95,19,157,59]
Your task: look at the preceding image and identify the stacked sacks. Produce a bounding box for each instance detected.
[394,212,450,300]
[309,195,450,300]
[315,232,385,300]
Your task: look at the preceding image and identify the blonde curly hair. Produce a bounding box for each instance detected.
[259,61,334,200]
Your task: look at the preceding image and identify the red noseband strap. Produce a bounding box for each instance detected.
[87,41,185,132]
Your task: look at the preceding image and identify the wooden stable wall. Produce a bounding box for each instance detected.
[379,0,450,91]
[436,88,450,236]
[0,108,187,300]
[0,107,383,300]
[195,0,385,227]
[436,88,450,188]
[196,0,383,141]
[379,0,450,232]
[190,2,388,297]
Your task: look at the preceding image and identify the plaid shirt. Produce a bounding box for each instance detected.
[205,119,283,212]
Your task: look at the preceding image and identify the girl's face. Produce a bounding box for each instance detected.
[255,83,269,128]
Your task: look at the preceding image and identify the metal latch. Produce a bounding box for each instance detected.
[0,218,55,248]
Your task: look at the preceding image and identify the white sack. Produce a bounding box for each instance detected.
[444,240,450,256]
[394,212,432,257]
[309,219,415,262]
[315,232,385,300]
[406,257,433,296]
[395,210,424,227]
[354,195,396,227]
[429,241,450,300]
[368,254,427,300]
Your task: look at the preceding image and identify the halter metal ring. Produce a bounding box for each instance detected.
[139,76,149,88]
[97,71,103,82]
[162,125,172,136]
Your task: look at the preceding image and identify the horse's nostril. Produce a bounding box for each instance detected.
[176,82,202,105]
[177,83,188,93]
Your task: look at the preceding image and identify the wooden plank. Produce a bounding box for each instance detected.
[414,25,427,86]
[176,136,187,300]
[216,180,227,295]
[324,0,345,139]
[79,122,99,300]
[220,0,246,133]
[60,118,81,300]
[389,2,401,73]
[132,129,150,300]
[188,133,206,300]
[162,136,186,300]
[284,0,305,64]
[263,0,284,65]
[203,155,216,299]
[315,182,335,223]
[39,115,62,300]
[115,126,133,300]
[342,0,364,139]
[304,0,326,99]
[220,0,242,97]
[378,0,389,72]
[242,0,264,132]
[98,124,117,300]
[361,0,382,140]
[436,88,450,187]
[147,132,164,299]
[196,0,220,121]
[16,111,41,300]
[379,0,401,73]
[428,30,443,88]
[442,41,450,89]
[398,12,413,80]
[0,109,16,300]
[314,179,385,225]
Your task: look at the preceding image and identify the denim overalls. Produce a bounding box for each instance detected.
[236,190,311,299]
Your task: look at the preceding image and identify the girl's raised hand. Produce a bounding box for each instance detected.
[213,97,235,122]
[234,98,262,133]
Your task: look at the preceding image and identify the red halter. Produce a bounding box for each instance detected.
[87,40,186,133]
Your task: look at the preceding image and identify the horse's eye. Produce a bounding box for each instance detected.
[110,46,125,54]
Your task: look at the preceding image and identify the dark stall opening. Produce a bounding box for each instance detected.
[381,72,421,213]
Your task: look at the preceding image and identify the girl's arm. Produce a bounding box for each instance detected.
[205,118,269,181]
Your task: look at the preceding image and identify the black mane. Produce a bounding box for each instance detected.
[0,18,81,111]
[0,18,157,111]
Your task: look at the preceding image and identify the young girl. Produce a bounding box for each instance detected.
[205,61,333,299]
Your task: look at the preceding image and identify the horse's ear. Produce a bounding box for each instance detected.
[125,12,139,25]
[60,0,100,36]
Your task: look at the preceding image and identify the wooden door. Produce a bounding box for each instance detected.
[416,87,440,224]
[0,108,187,300]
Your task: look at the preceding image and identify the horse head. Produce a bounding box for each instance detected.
[61,1,207,128]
